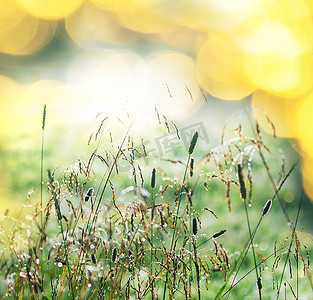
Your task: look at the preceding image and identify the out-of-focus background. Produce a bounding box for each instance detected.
[0,0,313,217]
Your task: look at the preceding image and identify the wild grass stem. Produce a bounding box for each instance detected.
[276,192,303,300]
[40,104,47,228]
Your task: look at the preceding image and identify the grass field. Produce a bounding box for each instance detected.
[0,105,312,299]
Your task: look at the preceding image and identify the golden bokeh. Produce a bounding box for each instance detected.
[148,51,201,118]
[0,76,22,131]
[251,90,300,137]
[115,0,177,33]
[301,157,313,202]
[90,0,129,11]
[66,1,138,48]
[197,34,256,100]
[263,0,313,24]
[238,21,307,96]
[294,91,313,158]
[18,0,85,20]
[1,0,313,202]
[0,0,56,55]
[186,0,259,31]
[0,0,27,33]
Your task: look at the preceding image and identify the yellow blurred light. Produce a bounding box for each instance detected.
[116,0,177,33]
[148,51,201,118]
[0,76,21,124]
[0,76,21,135]
[294,91,313,157]
[288,18,313,54]
[18,0,84,20]
[0,0,45,55]
[0,7,56,56]
[0,81,62,136]
[0,0,27,33]
[197,35,256,100]
[90,0,128,11]
[263,0,313,24]
[0,80,103,137]
[239,21,313,97]
[185,0,259,31]
[66,50,200,128]
[154,28,207,52]
[18,19,56,55]
[240,22,299,56]
[301,157,313,202]
[66,50,153,128]
[251,90,301,137]
[66,1,138,48]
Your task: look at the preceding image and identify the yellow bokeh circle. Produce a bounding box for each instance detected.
[197,35,256,101]
[251,90,302,138]
[115,0,177,33]
[237,21,313,97]
[18,0,84,20]
[66,1,137,48]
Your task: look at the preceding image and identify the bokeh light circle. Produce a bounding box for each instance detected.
[18,0,85,20]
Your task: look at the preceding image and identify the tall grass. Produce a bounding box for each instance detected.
[0,110,311,299]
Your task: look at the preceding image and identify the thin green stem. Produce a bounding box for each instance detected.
[163,154,190,300]
[150,187,155,300]
[243,199,262,300]
[225,217,262,300]
[276,192,303,300]
[40,130,44,228]
[189,201,192,299]
[221,246,288,299]
[40,104,46,228]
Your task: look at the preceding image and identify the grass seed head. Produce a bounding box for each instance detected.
[190,158,194,177]
[257,276,262,290]
[150,168,156,189]
[85,187,94,202]
[188,131,198,155]
[212,230,226,239]
[262,199,272,217]
[112,247,117,263]
[42,104,46,130]
[192,217,198,235]
[237,164,246,200]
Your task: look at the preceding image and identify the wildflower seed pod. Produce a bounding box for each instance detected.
[237,164,246,200]
[112,247,117,263]
[192,217,198,235]
[262,199,272,217]
[42,104,47,130]
[190,158,194,177]
[85,187,94,202]
[150,168,156,189]
[212,229,227,239]
[188,131,198,155]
